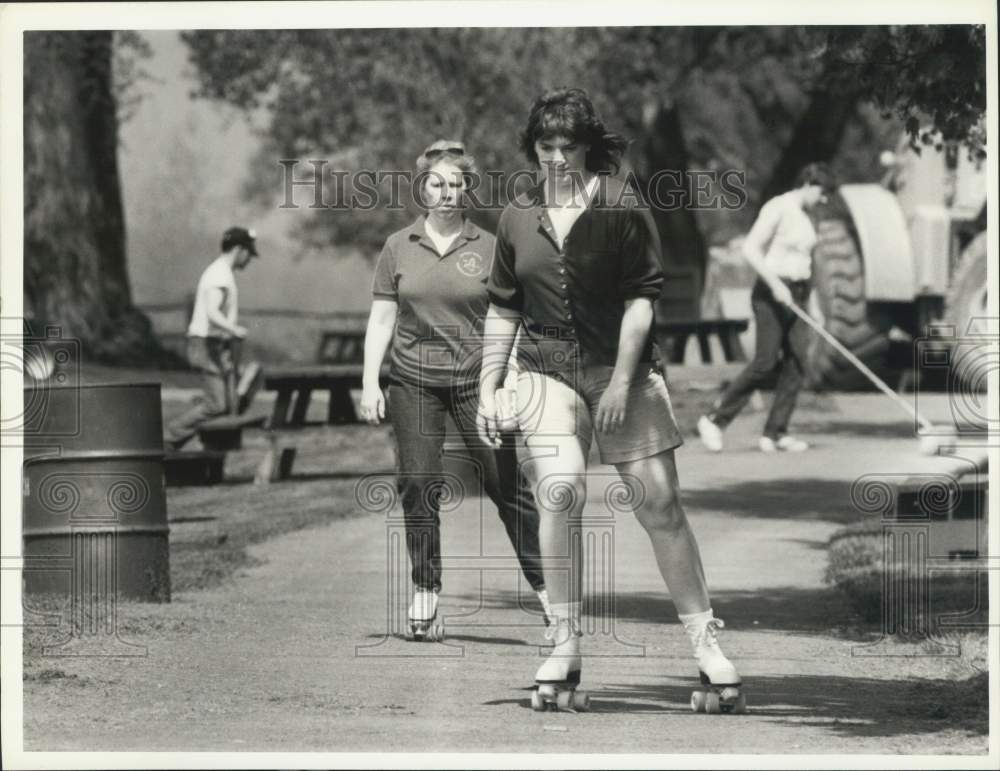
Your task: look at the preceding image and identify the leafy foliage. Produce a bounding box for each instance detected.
[181,26,984,257]
[112,31,156,126]
[817,25,987,154]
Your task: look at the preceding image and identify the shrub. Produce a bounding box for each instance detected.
[824,522,987,627]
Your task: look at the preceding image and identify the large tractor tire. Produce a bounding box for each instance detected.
[944,231,991,393]
[805,218,896,390]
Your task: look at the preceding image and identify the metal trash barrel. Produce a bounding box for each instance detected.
[22,382,171,601]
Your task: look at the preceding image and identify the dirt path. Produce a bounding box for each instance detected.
[21,394,989,755]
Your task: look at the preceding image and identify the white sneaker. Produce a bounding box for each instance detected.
[759,435,809,453]
[697,415,724,452]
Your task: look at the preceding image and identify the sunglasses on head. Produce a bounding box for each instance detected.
[425,143,465,160]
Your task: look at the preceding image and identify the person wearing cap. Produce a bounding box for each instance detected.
[164,226,259,450]
[360,140,549,640]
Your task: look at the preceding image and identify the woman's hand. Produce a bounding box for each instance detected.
[595,376,630,434]
[495,387,519,432]
[359,384,386,426]
[476,389,503,447]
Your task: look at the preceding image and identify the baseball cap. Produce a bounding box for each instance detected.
[221,226,259,256]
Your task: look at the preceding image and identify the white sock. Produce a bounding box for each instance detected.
[678,608,714,627]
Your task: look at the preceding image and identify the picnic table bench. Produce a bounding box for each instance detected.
[197,413,268,450]
[163,449,227,486]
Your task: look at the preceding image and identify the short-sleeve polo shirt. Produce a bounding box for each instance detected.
[487,176,664,375]
[372,216,496,387]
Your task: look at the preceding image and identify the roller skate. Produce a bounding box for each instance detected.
[536,588,553,627]
[531,605,590,712]
[406,588,444,642]
[679,610,746,715]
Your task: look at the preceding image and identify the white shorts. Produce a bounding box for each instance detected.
[516,365,684,465]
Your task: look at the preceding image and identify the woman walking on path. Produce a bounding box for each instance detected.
[361,140,549,641]
[477,88,743,711]
[697,163,836,454]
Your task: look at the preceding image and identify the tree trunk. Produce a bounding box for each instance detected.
[760,87,861,202]
[23,32,167,364]
[632,101,708,321]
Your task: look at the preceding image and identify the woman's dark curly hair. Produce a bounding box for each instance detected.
[519,87,629,174]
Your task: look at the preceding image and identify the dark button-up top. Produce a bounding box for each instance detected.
[487,177,664,374]
[373,216,495,387]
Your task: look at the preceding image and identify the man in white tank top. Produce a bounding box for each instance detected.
[165,227,259,450]
[698,164,835,454]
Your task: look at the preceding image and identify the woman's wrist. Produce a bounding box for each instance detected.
[610,371,633,387]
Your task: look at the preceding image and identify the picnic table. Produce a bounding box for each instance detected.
[264,363,389,428]
[252,363,389,484]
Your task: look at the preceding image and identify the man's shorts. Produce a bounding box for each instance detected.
[515,364,684,465]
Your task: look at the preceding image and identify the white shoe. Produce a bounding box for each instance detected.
[408,588,438,622]
[532,608,590,711]
[697,416,724,452]
[407,588,443,641]
[759,435,809,453]
[535,613,582,684]
[679,611,741,686]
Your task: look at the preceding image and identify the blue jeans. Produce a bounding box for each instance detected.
[164,337,234,449]
[709,279,811,439]
[388,380,545,593]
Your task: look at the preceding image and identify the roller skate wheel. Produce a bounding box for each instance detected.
[572,690,590,711]
[690,690,707,713]
[733,693,747,714]
[531,689,545,711]
[705,691,722,714]
[428,624,445,642]
[537,684,556,699]
[556,689,574,711]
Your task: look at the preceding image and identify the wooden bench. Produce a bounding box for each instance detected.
[163,450,226,487]
[656,318,749,364]
[197,413,268,451]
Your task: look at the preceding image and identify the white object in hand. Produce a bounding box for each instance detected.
[496,388,518,431]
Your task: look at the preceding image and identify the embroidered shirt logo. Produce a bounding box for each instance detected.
[456,251,484,277]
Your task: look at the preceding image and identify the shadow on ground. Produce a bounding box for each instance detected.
[485,672,988,742]
[682,478,861,524]
[215,469,390,486]
[447,586,866,638]
[794,419,919,439]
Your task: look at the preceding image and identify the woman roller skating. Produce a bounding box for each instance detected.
[477,88,744,713]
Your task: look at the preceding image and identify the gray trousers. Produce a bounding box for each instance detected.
[164,337,235,449]
[708,279,811,439]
